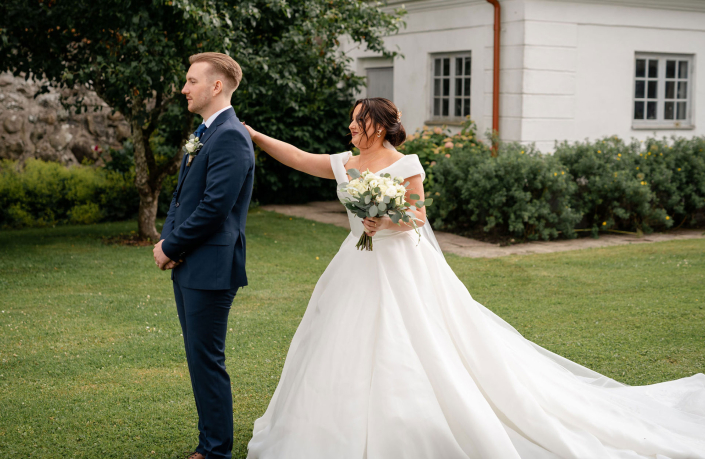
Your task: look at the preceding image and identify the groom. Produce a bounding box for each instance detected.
[153,52,255,459]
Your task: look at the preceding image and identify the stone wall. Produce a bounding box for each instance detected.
[0,72,131,165]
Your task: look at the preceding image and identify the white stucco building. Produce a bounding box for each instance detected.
[343,0,705,152]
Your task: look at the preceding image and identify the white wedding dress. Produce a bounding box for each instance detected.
[247,150,705,459]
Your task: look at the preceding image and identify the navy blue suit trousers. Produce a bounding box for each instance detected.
[160,107,254,459]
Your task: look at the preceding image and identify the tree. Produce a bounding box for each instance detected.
[223,0,406,204]
[0,0,404,239]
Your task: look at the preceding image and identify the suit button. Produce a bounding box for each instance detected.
[175,202,180,207]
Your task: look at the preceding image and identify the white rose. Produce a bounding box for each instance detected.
[384,186,397,198]
[185,142,196,153]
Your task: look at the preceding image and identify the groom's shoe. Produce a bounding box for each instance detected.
[185,452,205,459]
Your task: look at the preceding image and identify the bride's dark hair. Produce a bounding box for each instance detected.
[349,98,406,147]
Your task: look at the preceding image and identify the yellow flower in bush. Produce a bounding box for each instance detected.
[666,216,670,220]
[602,221,607,226]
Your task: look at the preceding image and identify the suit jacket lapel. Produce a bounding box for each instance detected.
[198,107,236,147]
[173,107,237,197]
[199,122,218,147]
[173,153,190,198]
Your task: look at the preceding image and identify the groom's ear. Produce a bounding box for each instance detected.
[212,78,224,97]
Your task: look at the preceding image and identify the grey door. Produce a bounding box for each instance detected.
[366,67,394,102]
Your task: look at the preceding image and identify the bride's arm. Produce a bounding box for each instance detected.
[363,174,426,235]
[242,123,335,179]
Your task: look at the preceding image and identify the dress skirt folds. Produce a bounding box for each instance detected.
[247,152,705,459]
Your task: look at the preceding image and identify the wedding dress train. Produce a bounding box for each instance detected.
[247,150,705,459]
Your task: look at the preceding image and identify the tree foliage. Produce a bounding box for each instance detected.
[218,0,406,203]
[0,0,405,236]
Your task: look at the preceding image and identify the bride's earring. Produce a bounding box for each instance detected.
[376,130,383,138]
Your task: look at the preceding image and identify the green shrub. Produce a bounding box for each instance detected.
[68,202,104,225]
[637,137,705,228]
[428,141,580,241]
[554,137,670,236]
[0,159,137,229]
[398,117,480,190]
[400,126,705,241]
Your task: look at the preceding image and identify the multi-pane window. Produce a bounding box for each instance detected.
[431,53,471,120]
[634,54,693,126]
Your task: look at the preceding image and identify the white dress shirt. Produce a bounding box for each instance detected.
[202,105,233,129]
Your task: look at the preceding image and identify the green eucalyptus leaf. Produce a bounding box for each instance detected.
[424,198,434,207]
[348,168,361,179]
[410,194,420,200]
[378,202,387,212]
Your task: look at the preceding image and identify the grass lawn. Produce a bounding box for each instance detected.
[1,210,703,458]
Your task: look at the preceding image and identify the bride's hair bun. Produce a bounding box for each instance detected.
[349,98,407,147]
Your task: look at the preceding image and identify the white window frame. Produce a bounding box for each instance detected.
[633,53,695,130]
[429,52,472,123]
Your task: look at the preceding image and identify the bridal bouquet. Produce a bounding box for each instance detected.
[339,169,432,251]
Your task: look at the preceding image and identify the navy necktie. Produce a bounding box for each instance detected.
[194,123,207,141]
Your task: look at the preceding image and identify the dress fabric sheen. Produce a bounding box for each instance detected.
[247,152,705,459]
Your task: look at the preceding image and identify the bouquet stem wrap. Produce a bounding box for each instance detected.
[356,233,374,251]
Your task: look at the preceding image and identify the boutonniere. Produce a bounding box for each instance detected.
[183,134,204,166]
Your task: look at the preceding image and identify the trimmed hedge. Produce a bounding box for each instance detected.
[3,125,704,238]
[400,121,705,241]
[0,159,139,229]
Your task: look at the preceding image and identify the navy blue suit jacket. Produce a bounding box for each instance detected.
[160,107,254,290]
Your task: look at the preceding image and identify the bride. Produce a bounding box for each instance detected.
[241,98,705,458]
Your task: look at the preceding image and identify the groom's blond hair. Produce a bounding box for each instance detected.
[189,52,242,93]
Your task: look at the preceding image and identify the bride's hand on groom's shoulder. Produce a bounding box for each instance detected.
[241,122,258,141]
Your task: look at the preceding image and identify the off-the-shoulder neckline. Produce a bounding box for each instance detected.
[343,152,415,177]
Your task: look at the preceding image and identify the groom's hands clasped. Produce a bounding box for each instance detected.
[153,239,182,270]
